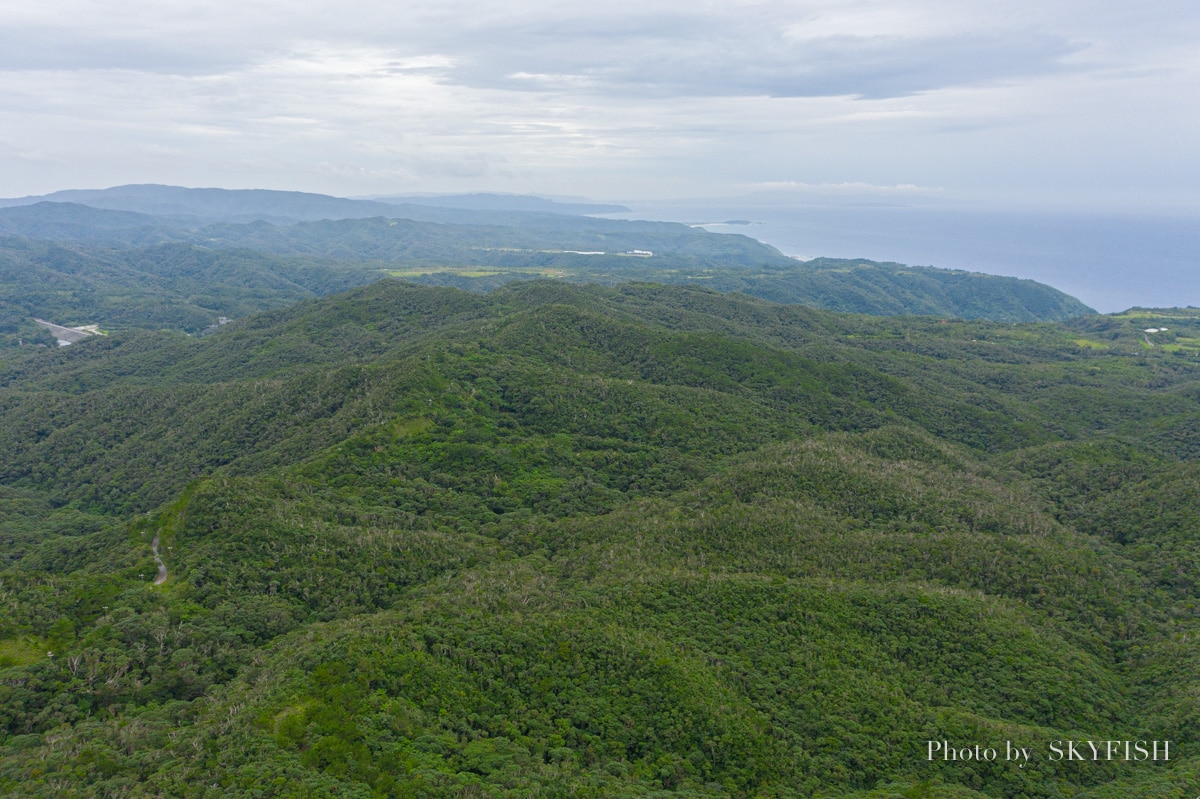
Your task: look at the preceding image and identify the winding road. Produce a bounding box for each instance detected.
[151,533,167,585]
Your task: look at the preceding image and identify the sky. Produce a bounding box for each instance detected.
[2,0,1198,211]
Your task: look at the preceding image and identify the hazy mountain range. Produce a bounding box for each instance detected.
[0,185,1094,352]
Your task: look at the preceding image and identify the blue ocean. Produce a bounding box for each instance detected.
[610,203,1200,314]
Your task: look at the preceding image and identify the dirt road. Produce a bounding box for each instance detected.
[151,533,167,585]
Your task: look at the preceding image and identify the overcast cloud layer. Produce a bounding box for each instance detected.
[1,0,1198,209]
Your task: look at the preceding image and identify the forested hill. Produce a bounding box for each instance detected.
[0,279,1198,796]
[0,189,1094,348]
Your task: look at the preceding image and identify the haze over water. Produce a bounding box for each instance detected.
[612,204,1200,315]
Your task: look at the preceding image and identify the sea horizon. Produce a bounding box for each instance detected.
[603,203,1200,315]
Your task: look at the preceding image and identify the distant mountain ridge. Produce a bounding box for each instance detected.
[0,185,628,222]
[0,185,1096,346]
[0,184,414,223]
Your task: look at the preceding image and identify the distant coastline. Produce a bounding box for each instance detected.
[605,204,1200,314]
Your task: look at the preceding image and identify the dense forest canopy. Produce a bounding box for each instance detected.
[0,273,1198,796]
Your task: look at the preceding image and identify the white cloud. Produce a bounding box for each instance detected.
[0,0,1197,208]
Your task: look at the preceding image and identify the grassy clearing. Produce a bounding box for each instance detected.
[0,637,45,668]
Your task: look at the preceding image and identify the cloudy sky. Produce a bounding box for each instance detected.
[2,0,1198,210]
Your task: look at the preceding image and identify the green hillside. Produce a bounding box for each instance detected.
[0,195,1094,346]
[0,236,381,344]
[0,282,1195,797]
